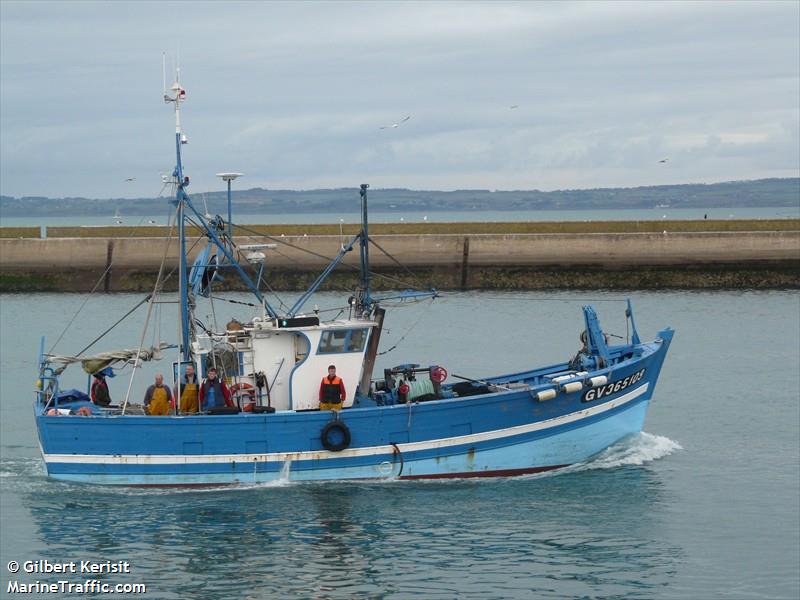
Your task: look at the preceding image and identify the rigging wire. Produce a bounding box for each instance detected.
[48,205,207,357]
[259,278,290,313]
[47,214,152,354]
[209,295,258,308]
[368,237,425,289]
[175,282,182,414]
[155,230,205,288]
[376,298,435,356]
[157,295,165,345]
[436,293,631,303]
[177,217,275,311]
[74,294,152,358]
[208,285,219,333]
[315,305,351,314]
[121,206,179,414]
[377,296,437,307]
[151,297,160,350]
[236,241,292,310]
[233,223,427,292]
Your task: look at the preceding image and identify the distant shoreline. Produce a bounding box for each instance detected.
[2,177,798,217]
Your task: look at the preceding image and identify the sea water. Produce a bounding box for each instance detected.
[1,206,798,228]
[0,291,798,599]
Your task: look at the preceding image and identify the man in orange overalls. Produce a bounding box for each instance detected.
[176,364,199,414]
[144,373,173,416]
[319,365,346,411]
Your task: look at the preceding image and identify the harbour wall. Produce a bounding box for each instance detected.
[1,229,798,292]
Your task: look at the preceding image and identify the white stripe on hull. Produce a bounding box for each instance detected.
[43,383,649,466]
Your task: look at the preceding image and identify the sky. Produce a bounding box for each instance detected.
[1,0,798,199]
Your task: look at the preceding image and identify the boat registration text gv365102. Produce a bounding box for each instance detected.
[583,369,646,403]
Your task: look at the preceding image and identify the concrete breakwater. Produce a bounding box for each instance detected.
[1,229,798,291]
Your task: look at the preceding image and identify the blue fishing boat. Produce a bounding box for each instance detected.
[33,73,674,486]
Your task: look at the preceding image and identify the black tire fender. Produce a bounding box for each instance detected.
[320,420,351,452]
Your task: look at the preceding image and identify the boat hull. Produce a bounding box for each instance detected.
[37,331,672,486]
[36,340,668,485]
[41,394,649,485]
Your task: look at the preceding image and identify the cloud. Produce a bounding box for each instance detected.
[1,0,798,198]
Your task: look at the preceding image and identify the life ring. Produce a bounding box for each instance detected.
[231,383,255,409]
[231,382,255,396]
[76,406,92,416]
[231,383,256,402]
[430,366,448,383]
[320,420,351,452]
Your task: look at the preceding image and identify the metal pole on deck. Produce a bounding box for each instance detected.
[358,183,371,317]
[359,307,385,397]
[216,173,243,240]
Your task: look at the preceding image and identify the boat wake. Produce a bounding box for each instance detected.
[0,456,46,480]
[405,431,682,485]
[362,431,682,486]
[558,431,682,476]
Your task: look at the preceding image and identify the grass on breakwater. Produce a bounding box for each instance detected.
[1,219,798,238]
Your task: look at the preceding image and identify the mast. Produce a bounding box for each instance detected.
[287,185,374,318]
[163,62,277,351]
[164,67,192,362]
[287,184,438,318]
[357,183,371,317]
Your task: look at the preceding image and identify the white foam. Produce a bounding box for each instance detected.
[278,458,292,482]
[581,431,682,471]
[86,476,299,496]
[517,432,682,481]
[0,457,47,478]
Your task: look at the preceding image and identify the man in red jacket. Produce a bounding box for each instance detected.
[90,370,112,406]
[319,365,346,411]
[199,367,233,412]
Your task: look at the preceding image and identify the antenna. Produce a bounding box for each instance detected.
[162,52,186,133]
[161,52,169,102]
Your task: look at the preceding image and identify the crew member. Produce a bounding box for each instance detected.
[176,364,199,414]
[144,373,173,416]
[319,365,346,411]
[90,369,112,407]
[199,367,233,412]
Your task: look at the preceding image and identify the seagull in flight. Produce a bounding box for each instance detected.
[124,177,135,182]
[659,158,669,163]
[510,105,519,109]
[380,116,411,130]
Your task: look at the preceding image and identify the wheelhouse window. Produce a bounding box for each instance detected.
[318,328,369,354]
[348,329,368,351]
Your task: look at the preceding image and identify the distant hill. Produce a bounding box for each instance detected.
[1,178,798,217]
